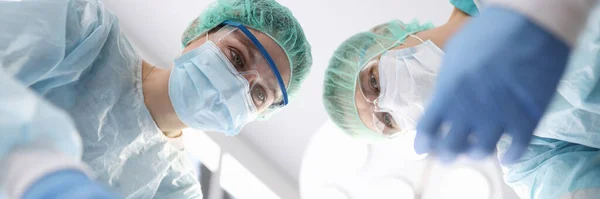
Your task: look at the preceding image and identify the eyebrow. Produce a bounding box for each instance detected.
[233,29,255,51]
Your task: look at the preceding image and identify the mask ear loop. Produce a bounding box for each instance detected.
[206,30,209,42]
[398,34,426,47]
[408,34,425,43]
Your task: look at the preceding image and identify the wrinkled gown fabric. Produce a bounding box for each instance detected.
[498,5,600,199]
[0,0,202,198]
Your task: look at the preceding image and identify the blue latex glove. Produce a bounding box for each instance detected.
[23,170,120,199]
[415,6,571,164]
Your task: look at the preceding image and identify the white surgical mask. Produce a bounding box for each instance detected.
[377,38,444,135]
[169,41,257,136]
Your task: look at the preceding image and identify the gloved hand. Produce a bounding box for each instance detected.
[23,169,120,199]
[415,6,571,164]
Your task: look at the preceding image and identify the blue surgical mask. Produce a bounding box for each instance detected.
[169,41,257,136]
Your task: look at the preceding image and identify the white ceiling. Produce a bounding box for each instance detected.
[103,0,454,182]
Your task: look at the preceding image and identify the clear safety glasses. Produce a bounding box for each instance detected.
[358,45,434,138]
[357,57,400,137]
[208,20,289,113]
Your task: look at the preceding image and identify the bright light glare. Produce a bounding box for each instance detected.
[440,168,491,199]
[317,187,350,199]
[308,122,370,175]
[183,128,221,172]
[300,121,370,198]
[367,177,415,199]
[221,154,280,199]
[382,130,427,161]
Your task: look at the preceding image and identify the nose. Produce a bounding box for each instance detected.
[239,70,261,87]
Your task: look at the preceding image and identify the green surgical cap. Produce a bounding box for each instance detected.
[323,19,434,142]
[181,0,312,102]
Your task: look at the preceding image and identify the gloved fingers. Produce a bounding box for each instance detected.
[468,125,503,160]
[415,104,444,155]
[438,123,471,163]
[499,89,536,165]
[500,128,533,165]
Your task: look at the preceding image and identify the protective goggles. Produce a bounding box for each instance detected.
[358,56,401,138]
[209,20,289,114]
[357,38,441,138]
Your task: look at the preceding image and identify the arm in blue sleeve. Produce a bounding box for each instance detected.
[0,0,110,92]
[0,70,119,199]
[498,136,600,199]
[0,69,82,160]
[486,0,598,46]
[23,170,120,199]
[530,5,600,149]
[0,69,82,197]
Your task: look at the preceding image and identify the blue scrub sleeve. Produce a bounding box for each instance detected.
[529,4,600,149]
[0,69,90,198]
[23,170,120,199]
[0,69,82,160]
[498,136,600,199]
[0,0,108,92]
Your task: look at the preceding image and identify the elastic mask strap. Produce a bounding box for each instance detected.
[221,20,289,106]
[408,34,425,44]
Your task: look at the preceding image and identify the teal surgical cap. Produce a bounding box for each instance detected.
[181,0,312,102]
[323,19,434,142]
[450,0,480,16]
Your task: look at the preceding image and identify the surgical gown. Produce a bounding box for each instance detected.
[0,0,202,198]
[497,4,600,199]
[0,69,84,199]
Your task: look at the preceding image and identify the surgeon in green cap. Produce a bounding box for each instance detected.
[323,1,473,142]
[323,1,600,198]
[323,20,437,142]
[0,0,311,198]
